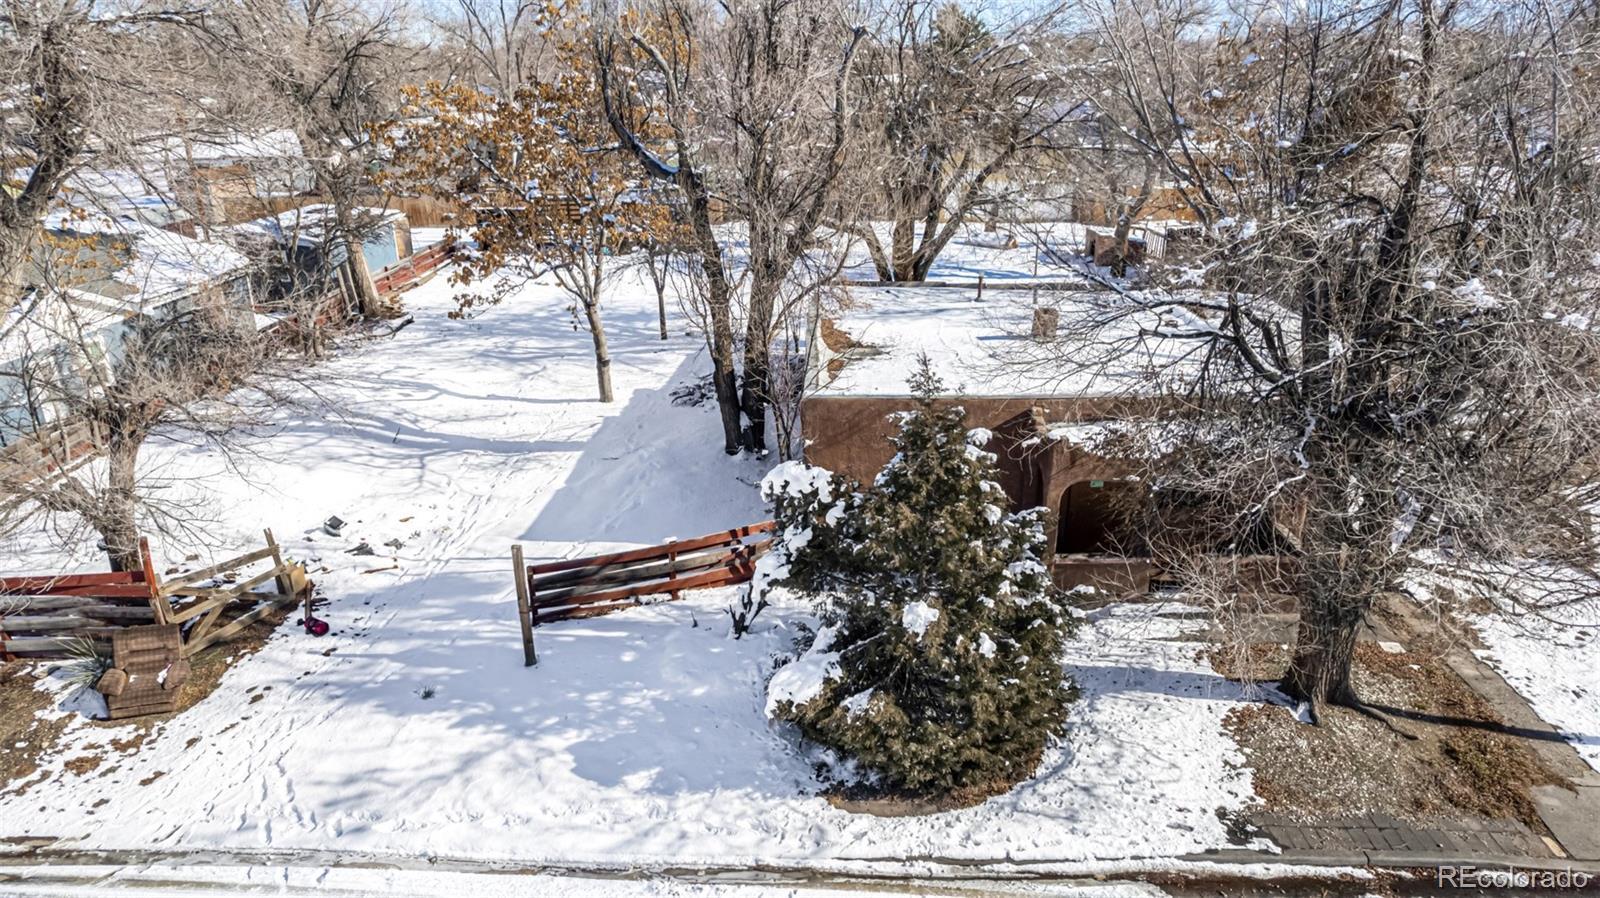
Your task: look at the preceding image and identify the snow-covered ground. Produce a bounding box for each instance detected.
[838,222,1091,284]
[0,258,1267,872]
[1472,596,1600,773]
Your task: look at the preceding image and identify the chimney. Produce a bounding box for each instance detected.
[1032,306,1059,342]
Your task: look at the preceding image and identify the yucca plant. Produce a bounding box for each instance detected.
[59,638,113,689]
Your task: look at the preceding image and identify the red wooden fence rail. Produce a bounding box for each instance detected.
[0,538,165,659]
[372,242,452,296]
[512,521,776,666]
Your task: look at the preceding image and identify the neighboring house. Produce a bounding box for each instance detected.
[801,287,1295,594]
[229,204,413,307]
[27,210,256,314]
[66,166,197,236]
[167,130,318,226]
[3,212,259,446]
[0,289,128,446]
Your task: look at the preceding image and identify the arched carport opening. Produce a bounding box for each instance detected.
[1056,479,1145,556]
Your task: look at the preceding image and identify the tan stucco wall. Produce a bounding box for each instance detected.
[800,394,1165,562]
[800,392,1299,599]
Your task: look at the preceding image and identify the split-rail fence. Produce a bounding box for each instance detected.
[0,530,309,661]
[512,522,775,665]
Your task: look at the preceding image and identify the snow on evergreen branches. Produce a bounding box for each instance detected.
[758,357,1076,795]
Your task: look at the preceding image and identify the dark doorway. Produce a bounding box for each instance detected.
[1057,480,1142,555]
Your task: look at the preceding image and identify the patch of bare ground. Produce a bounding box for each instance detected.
[0,604,290,798]
[1218,642,1568,831]
[0,665,72,798]
[823,755,1045,816]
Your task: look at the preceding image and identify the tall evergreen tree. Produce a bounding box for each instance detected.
[761,360,1074,795]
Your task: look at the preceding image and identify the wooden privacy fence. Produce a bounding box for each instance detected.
[0,419,102,501]
[512,521,775,666]
[0,530,309,661]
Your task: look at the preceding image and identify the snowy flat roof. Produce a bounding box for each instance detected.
[65,167,192,229]
[812,286,1209,400]
[230,204,404,248]
[170,129,305,164]
[41,211,250,301]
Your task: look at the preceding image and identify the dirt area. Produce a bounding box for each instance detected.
[0,604,291,800]
[819,318,858,379]
[1218,641,1569,831]
[823,756,1045,816]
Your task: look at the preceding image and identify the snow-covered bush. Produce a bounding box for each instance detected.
[761,361,1075,796]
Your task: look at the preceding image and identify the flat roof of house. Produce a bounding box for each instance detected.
[41,210,250,302]
[230,204,405,248]
[812,285,1211,400]
[172,129,305,164]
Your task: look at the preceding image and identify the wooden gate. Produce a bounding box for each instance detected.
[512,522,775,666]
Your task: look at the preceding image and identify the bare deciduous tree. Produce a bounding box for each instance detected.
[1,276,294,570]
[1029,0,1600,720]
[850,0,1068,282]
[427,0,566,94]
[596,0,865,455]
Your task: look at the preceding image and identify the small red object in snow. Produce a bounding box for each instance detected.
[301,617,330,637]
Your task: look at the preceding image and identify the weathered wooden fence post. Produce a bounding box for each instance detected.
[512,544,537,666]
[264,529,292,595]
[666,538,680,603]
[138,536,173,626]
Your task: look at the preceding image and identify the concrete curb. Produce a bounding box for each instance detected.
[1184,848,1600,876]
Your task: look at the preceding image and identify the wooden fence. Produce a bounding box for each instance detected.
[512,521,775,666]
[0,566,162,658]
[0,419,102,509]
[372,241,452,296]
[0,531,308,660]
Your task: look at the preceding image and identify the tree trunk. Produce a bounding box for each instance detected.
[850,224,893,281]
[739,360,769,455]
[0,19,85,321]
[0,234,32,318]
[307,144,382,320]
[101,433,143,573]
[740,272,779,455]
[681,178,743,454]
[583,300,614,403]
[700,257,743,455]
[655,275,669,341]
[1280,595,1362,712]
[891,218,916,283]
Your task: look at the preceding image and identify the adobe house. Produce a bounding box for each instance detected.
[801,287,1294,595]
